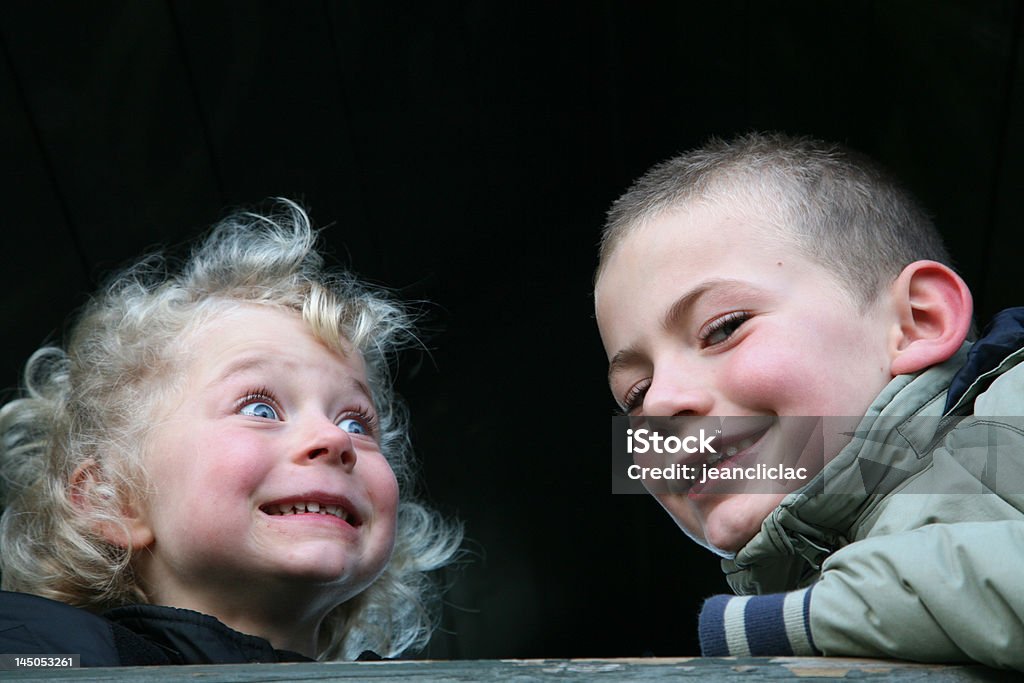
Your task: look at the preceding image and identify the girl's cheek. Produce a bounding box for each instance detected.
[377,465,400,517]
[205,432,270,480]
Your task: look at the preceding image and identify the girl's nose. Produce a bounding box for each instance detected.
[302,418,357,471]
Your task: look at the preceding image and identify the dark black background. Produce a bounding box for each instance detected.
[2,1,1022,659]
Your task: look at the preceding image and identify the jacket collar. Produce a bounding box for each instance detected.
[723,343,971,594]
[945,307,1024,414]
[723,309,1024,594]
[104,604,310,664]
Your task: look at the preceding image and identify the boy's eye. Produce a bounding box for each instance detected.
[338,417,368,435]
[240,401,280,420]
[700,311,751,347]
[622,378,651,415]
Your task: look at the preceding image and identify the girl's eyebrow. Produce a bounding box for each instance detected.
[209,355,279,387]
[210,354,376,405]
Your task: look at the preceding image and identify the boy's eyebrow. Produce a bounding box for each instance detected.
[607,347,644,383]
[661,278,752,332]
[607,278,752,382]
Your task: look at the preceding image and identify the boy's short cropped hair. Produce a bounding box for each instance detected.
[599,132,952,308]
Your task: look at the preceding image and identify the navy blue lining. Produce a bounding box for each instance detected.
[803,586,819,655]
[946,308,1024,413]
[697,594,730,656]
[743,593,792,656]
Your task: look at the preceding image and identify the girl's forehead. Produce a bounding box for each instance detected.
[184,305,367,381]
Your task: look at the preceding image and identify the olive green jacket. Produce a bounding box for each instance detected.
[703,340,1024,669]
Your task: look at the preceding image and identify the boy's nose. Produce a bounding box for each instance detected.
[301,418,357,471]
[643,376,714,416]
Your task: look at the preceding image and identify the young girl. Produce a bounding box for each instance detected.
[0,201,461,665]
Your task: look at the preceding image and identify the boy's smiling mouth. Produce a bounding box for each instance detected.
[690,419,801,496]
[705,424,772,467]
[659,418,774,495]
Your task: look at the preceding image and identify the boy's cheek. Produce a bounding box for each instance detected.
[720,347,793,408]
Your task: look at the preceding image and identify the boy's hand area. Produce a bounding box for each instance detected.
[700,520,1024,669]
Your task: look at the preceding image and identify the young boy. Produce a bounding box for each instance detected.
[595,133,1024,669]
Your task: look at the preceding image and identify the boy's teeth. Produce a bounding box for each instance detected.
[707,434,761,467]
[738,436,757,451]
[268,502,347,520]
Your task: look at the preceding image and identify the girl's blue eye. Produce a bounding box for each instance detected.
[240,401,279,420]
[338,417,367,435]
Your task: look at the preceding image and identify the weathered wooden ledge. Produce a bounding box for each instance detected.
[3,656,1015,682]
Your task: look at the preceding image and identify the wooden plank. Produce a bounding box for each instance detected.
[2,657,1014,682]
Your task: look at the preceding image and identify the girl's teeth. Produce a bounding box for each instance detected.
[268,502,347,520]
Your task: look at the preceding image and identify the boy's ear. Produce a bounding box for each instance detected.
[69,460,154,550]
[888,260,973,376]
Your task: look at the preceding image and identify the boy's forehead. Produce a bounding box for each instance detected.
[598,207,770,295]
[594,206,830,355]
[638,200,790,248]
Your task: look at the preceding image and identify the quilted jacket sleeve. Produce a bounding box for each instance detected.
[699,520,1024,670]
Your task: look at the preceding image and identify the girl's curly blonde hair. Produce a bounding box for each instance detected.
[0,200,461,660]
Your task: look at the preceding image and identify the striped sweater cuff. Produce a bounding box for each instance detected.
[698,587,818,656]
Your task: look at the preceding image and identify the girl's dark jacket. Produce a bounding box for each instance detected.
[0,590,313,666]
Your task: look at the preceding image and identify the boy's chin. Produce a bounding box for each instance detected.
[662,491,786,555]
[701,519,760,555]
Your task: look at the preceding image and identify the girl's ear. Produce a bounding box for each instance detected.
[69,460,154,550]
[888,260,973,376]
